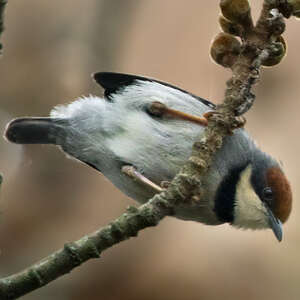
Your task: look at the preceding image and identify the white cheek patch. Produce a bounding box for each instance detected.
[233,165,269,230]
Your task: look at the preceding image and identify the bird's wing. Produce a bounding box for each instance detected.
[93,72,216,109]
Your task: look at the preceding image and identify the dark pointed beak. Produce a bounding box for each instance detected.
[265,205,283,242]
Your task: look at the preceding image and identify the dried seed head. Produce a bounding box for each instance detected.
[219,15,243,36]
[210,32,241,68]
[220,0,252,25]
[288,0,300,18]
[268,8,286,36]
[262,36,287,67]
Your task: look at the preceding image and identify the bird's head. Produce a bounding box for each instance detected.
[215,153,292,241]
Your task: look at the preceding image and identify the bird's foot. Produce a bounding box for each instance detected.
[160,181,171,189]
[234,116,246,128]
[202,110,246,134]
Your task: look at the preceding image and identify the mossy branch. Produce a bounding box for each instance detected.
[0,0,299,299]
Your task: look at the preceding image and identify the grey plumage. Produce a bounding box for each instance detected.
[5,73,289,240]
[6,78,260,224]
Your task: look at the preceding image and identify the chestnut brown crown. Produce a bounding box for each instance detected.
[266,167,292,223]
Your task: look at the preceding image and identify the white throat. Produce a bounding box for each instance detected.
[233,165,269,230]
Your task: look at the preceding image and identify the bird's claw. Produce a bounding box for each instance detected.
[233,116,247,129]
[160,181,171,189]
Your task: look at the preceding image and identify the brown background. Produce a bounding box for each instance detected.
[0,1,299,299]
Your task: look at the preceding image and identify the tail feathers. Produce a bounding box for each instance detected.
[4,117,64,145]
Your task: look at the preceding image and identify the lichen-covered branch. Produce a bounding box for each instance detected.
[0,0,299,299]
[0,199,173,299]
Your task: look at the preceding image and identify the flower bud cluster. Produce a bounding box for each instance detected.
[211,0,288,68]
[211,0,252,68]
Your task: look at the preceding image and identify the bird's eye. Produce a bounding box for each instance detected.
[263,187,273,201]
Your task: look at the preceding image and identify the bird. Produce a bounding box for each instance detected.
[4,72,292,242]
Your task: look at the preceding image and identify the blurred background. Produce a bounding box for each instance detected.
[0,1,299,299]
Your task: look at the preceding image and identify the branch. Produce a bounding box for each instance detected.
[0,200,172,299]
[0,0,298,299]
[0,0,7,54]
[0,0,6,239]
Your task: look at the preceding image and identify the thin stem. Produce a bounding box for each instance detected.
[0,0,7,54]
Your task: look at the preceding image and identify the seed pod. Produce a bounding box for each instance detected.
[219,15,243,36]
[262,36,287,67]
[220,0,252,25]
[288,0,300,18]
[210,32,241,68]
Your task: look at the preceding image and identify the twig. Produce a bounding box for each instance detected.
[0,0,298,299]
[0,0,7,54]
[0,200,173,300]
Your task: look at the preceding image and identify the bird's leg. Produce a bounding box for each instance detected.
[148,101,214,126]
[122,165,163,193]
[148,101,246,131]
